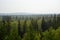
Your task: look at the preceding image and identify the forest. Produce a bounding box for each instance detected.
[0,14,60,40]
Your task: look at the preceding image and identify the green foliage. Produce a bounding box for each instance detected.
[42,27,55,40]
[54,27,60,40]
[3,21,21,40]
[22,32,40,40]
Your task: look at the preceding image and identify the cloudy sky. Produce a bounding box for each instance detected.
[0,0,60,14]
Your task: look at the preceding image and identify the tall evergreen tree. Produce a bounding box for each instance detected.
[52,14,57,29]
[18,19,21,37]
[41,16,46,32]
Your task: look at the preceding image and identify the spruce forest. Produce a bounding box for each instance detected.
[0,14,60,40]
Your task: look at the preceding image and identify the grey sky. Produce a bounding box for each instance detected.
[0,0,60,14]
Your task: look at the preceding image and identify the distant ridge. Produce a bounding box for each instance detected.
[0,12,59,16]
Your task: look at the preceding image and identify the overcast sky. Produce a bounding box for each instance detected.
[0,0,60,14]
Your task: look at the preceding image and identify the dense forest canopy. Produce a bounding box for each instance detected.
[0,14,60,40]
